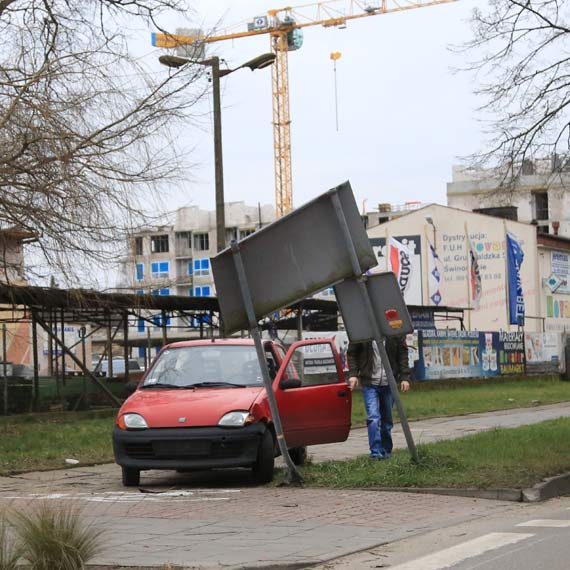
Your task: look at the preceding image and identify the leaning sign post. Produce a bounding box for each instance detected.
[331,191,418,462]
[212,181,417,484]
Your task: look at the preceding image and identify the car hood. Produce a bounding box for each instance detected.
[119,386,264,428]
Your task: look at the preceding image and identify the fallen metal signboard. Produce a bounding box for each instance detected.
[334,272,413,342]
[212,181,376,334]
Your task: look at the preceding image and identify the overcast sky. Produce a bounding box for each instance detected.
[143,0,486,217]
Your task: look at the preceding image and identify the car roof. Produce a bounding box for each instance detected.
[165,339,257,349]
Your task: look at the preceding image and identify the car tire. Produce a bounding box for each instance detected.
[122,466,140,487]
[289,446,308,466]
[252,429,274,484]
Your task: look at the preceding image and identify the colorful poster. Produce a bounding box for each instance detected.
[497,331,525,375]
[524,332,564,372]
[413,330,526,380]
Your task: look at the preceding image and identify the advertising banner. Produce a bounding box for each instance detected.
[369,235,423,305]
[550,252,570,294]
[413,330,525,380]
[506,232,525,325]
[524,332,565,373]
[497,331,525,375]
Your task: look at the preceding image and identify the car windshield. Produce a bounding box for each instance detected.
[142,345,264,388]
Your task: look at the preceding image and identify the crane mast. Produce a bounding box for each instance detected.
[152,0,457,217]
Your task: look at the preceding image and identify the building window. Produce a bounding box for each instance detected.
[193,232,209,251]
[152,313,171,327]
[187,261,193,275]
[226,227,238,242]
[135,263,144,281]
[137,318,145,333]
[134,237,143,256]
[138,346,145,359]
[533,191,549,233]
[321,287,335,297]
[135,289,144,295]
[188,287,193,296]
[151,261,169,278]
[239,228,255,239]
[159,288,170,296]
[195,286,211,297]
[193,258,210,276]
[151,235,169,253]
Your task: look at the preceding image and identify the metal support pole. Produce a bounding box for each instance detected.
[81,329,87,409]
[123,312,130,384]
[60,308,66,383]
[296,309,303,341]
[230,240,303,485]
[107,314,114,379]
[331,192,419,463]
[2,324,7,416]
[146,327,152,369]
[161,309,168,346]
[212,56,226,253]
[31,311,39,411]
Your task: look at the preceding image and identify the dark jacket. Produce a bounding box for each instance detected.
[347,337,410,385]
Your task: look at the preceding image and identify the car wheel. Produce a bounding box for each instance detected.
[289,446,308,466]
[122,466,140,487]
[252,429,274,484]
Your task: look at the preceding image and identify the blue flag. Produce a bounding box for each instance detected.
[506,232,525,325]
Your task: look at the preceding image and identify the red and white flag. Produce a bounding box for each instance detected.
[467,235,482,309]
[387,237,413,298]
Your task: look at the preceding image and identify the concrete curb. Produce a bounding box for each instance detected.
[360,473,570,503]
[522,472,570,502]
[359,486,523,502]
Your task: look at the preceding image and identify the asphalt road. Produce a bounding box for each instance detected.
[317,496,570,570]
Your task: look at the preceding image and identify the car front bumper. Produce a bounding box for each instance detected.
[112,424,266,471]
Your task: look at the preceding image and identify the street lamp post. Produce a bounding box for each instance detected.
[159,53,276,252]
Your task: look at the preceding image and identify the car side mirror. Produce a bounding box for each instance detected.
[279,378,302,390]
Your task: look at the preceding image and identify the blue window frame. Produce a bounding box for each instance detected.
[194,286,211,297]
[137,318,145,333]
[138,347,145,359]
[135,289,144,295]
[136,263,144,281]
[152,313,171,327]
[151,261,169,278]
[187,262,193,276]
[188,287,193,296]
[193,258,210,276]
[159,288,170,296]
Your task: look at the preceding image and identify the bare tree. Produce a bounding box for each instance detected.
[464,0,570,179]
[0,0,207,284]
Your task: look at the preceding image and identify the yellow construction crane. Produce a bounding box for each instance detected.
[153,0,457,217]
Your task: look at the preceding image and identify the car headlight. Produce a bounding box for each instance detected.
[119,413,148,430]
[218,411,254,428]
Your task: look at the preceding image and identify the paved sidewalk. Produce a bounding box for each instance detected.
[310,401,570,462]
[0,403,568,569]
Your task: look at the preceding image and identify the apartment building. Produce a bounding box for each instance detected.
[447,156,570,237]
[123,202,275,298]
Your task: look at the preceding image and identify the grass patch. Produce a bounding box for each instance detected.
[0,376,568,475]
[351,376,570,426]
[0,415,114,475]
[301,417,570,489]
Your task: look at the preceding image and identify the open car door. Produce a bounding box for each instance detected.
[273,339,351,448]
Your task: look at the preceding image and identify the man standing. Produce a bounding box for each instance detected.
[347,337,410,460]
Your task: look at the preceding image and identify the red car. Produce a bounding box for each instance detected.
[113,337,351,486]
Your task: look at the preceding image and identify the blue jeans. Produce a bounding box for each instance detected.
[362,384,393,458]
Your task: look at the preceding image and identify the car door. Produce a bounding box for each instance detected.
[274,339,351,448]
